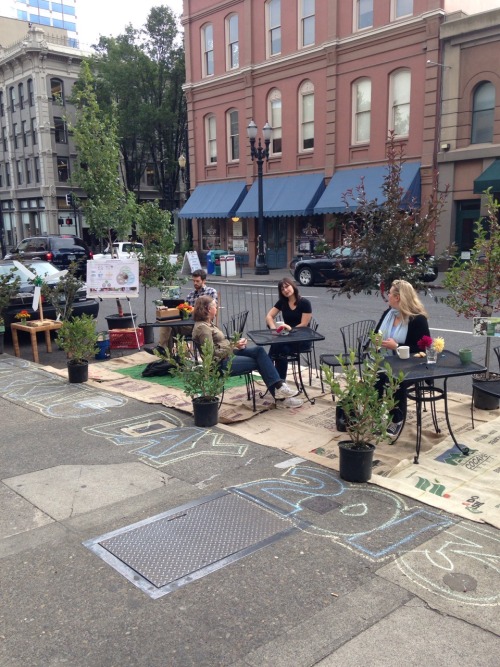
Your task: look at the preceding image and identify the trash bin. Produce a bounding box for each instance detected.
[212,250,228,276]
[220,254,236,277]
[206,250,215,275]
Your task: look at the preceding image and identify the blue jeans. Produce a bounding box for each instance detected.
[269,341,312,380]
[221,346,282,394]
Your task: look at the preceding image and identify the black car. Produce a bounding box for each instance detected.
[0,260,99,329]
[290,247,438,286]
[5,235,93,278]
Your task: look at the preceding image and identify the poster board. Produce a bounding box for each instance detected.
[181,251,202,275]
[86,259,139,299]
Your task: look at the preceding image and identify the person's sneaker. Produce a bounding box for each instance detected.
[276,396,303,409]
[145,345,167,357]
[274,382,298,399]
[386,420,404,439]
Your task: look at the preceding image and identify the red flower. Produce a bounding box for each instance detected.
[417,335,433,351]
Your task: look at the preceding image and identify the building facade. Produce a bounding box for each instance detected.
[3,0,78,46]
[180,0,499,269]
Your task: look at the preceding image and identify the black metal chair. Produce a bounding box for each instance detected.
[223,310,249,339]
[494,344,500,370]
[320,319,376,393]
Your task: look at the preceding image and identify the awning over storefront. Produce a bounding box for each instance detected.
[313,162,421,215]
[234,173,325,218]
[473,159,500,194]
[178,181,248,218]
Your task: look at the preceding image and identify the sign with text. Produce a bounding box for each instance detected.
[86,259,139,299]
[181,251,202,275]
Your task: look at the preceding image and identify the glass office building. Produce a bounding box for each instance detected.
[5,1,78,45]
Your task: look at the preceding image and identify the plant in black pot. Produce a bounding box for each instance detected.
[322,335,403,483]
[161,337,233,427]
[442,188,500,409]
[57,314,99,383]
[0,268,21,354]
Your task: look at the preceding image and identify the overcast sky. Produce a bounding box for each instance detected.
[77,0,184,50]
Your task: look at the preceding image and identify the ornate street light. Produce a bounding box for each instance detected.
[247,120,272,275]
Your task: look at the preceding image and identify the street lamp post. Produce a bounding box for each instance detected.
[247,120,272,275]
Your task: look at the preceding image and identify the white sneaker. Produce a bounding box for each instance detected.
[276,396,303,408]
[274,382,298,399]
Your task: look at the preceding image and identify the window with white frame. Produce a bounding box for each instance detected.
[202,24,214,77]
[227,109,239,161]
[355,0,373,31]
[392,0,413,20]
[206,115,217,164]
[299,81,314,151]
[389,69,411,137]
[267,0,281,57]
[226,14,239,70]
[471,81,495,144]
[353,78,371,143]
[300,0,315,48]
[268,89,282,154]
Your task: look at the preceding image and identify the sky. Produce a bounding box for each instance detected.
[77,0,184,50]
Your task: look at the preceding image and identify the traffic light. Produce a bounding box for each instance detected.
[65,193,73,207]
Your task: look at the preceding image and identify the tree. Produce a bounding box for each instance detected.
[332,133,448,298]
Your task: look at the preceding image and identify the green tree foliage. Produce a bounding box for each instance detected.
[333,133,448,298]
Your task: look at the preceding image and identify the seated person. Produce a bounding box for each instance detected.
[265,278,313,380]
[192,296,303,408]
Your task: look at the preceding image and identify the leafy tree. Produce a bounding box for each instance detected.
[332,133,448,298]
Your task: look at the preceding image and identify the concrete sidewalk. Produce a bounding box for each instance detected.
[0,354,498,667]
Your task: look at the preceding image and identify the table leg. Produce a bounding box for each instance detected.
[443,378,470,457]
[30,330,40,363]
[44,329,52,353]
[295,359,315,404]
[414,382,423,464]
[11,327,20,358]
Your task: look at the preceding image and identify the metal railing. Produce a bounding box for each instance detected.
[207,280,278,332]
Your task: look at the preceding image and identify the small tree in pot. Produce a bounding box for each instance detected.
[57,314,99,383]
[0,269,21,352]
[322,334,403,482]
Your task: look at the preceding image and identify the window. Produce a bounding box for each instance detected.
[22,120,28,147]
[353,78,371,143]
[57,156,69,182]
[202,24,214,77]
[16,160,23,186]
[0,166,2,188]
[31,118,37,144]
[2,127,7,151]
[206,115,217,164]
[27,79,34,106]
[9,86,16,112]
[226,14,239,70]
[6,163,11,187]
[18,82,24,109]
[389,69,411,137]
[50,78,64,104]
[25,158,32,184]
[13,123,18,149]
[392,0,413,19]
[227,109,239,161]
[54,117,68,143]
[355,0,373,31]
[145,165,156,186]
[471,82,495,144]
[299,81,314,151]
[0,91,3,116]
[267,0,281,56]
[34,156,40,183]
[300,0,315,48]
[268,89,282,154]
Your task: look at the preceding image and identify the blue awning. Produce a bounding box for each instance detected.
[313,162,421,214]
[235,173,325,218]
[178,181,248,218]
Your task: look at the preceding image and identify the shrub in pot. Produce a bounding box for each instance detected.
[0,268,21,354]
[322,335,403,482]
[57,314,99,383]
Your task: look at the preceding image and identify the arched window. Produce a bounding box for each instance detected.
[27,79,34,106]
[50,78,64,105]
[202,24,214,77]
[299,81,314,151]
[226,14,239,70]
[471,82,495,144]
[227,109,239,161]
[389,69,411,137]
[206,114,217,164]
[352,77,371,143]
[0,91,4,117]
[9,86,16,112]
[266,0,281,57]
[18,82,24,110]
[268,89,282,154]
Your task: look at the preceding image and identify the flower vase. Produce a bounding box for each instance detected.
[426,345,438,364]
[20,318,27,325]
[181,311,190,320]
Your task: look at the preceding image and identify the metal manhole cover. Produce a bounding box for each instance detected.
[84,490,295,598]
[301,497,342,514]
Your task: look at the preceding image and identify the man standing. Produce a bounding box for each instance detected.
[146,269,218,355]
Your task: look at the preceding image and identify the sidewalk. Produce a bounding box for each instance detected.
[0,353,498,666]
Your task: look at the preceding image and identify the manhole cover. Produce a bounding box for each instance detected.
[301,497,341,514]
[84,490,295,598]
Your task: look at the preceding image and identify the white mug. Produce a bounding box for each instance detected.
[397,345,410,359]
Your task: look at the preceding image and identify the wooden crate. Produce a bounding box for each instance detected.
[109,327,145,349]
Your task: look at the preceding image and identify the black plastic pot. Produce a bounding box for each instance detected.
[474,386,500,410]
[105,314,137,330]
[338,441,375,483]
[192,396,219,427]
[67,360,89,383]
[139,323,155,344]
[0,331,4,354]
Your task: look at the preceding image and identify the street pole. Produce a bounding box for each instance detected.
[247,120,272,275]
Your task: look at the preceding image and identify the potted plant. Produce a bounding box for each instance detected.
[161,337,233,427]
[56,314,99,383]
[0,269,21,353]
[442,188,500,409]
[322,335,403,482]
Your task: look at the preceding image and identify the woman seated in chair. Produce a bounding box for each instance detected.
[265,278,313,380]
[376,279,431,439]
[192,296,303,408]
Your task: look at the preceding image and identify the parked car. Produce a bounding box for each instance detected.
[93,241,144,260]
[290,247,438,286]
[0,260,99,330]
[4,235,93,278]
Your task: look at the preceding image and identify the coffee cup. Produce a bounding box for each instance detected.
[459,348,472,364]
[396,345,410,359]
